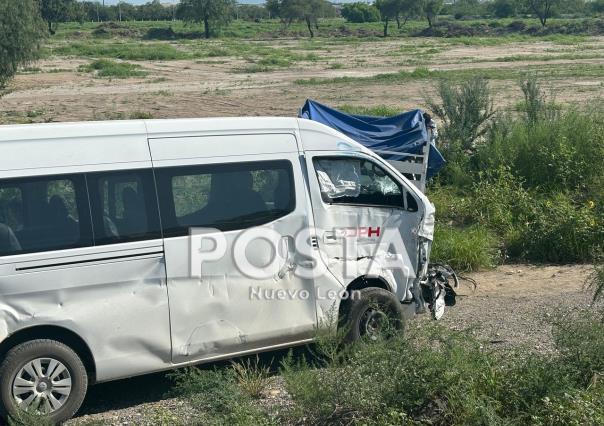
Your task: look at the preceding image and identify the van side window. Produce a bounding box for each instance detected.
[156,160,295,236]
[87,170,161,245]
[314,157,418,211]
[0,175,92,256]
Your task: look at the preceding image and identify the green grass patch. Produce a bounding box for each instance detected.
[431,224,499,272]
[338,104,403,117]
[295,63,604,86]
[78,59,147,78]
[279,315,604,425]
[52,42,190,61]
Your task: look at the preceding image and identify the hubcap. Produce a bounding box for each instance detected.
[12,358,72,414]
[361,308,389,341]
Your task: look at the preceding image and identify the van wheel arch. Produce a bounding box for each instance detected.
[0,325,96,383]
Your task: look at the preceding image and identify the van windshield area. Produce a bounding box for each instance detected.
[314,157,417,210]
[0,176,91,256]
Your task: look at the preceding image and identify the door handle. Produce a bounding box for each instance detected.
[323,231,337,244]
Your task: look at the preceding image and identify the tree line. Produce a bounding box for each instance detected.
[18,0,604,40]
[346,0,604,36]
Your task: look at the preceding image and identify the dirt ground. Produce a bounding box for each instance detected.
[1,37,603,124]
[64,264,598,426]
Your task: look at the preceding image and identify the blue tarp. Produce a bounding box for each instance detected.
[300,99,445,178]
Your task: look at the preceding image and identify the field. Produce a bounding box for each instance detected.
[1,20,604,123]
[2,17,604,426]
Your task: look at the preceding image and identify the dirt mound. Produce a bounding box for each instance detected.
[144,27,177,40]
[92,22,141,38]
[414,19,604,38]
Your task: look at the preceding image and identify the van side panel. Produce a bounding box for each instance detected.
[0,243,170,382]
[0,129,172,383]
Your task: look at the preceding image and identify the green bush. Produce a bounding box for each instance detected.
[78,59,147,78]
[431,224,500,271]
[168,367,273,425]
[53,42,189,60]
[553,313,604,387]
[341,3,381,23]
[476,110,604,195]
[280,315,604,425]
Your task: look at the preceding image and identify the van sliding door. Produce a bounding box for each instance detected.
[149,134,318,363]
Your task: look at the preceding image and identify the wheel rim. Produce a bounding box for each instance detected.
[360,308,389,341]
[12,358,72,414]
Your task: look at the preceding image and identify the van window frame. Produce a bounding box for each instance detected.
[0,173,93,257]
[313,155,419,212]
[155,159,297,237]
[86,169,163,246]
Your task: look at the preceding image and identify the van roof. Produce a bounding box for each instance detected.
[0,117,303,142]
[0,117,367,175]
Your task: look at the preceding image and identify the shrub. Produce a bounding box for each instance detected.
[476,110,604,195]
[431,224,500,271]
[425,77,495,157]
[281,316,604,425]
[553,313,604,386]
[54,42,189,61]
[168,367,273,425]
[78,59,147,78]
[231,356,274,398]
[341,3,380,23]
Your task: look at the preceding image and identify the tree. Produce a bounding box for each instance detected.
[592,0,604,14]
[490,0,518,18]
[38,0,75,35]
[375,0,399,36]
[396,0,422,29]
[0,0,46,91]
[526,0,561,27]
[177,0,236,39]
[420,0,444,28]
[272,0,334,38]
[342,3,380,23]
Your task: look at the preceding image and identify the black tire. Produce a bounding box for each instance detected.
[342,287,405,343]
[0,339,88,424]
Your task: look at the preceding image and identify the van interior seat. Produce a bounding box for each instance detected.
[187,171,267,227]
[47,195,80,244]
[0,223,21,254]
[120,187,147,237]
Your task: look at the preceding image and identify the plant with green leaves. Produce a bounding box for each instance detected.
[421,0,444,28]
[38,0,77,35]
[269,0,335,38]
[374,0,400,36]
[425,77,495,156]
[341,2,380,23]
[177,0,236,39]
[526,0,562,27]
[0,0,46,91]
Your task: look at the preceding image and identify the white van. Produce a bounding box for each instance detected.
[0,118,435,422]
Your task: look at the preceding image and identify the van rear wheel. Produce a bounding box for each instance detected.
[343,287,405,342]
[0,339,88,424]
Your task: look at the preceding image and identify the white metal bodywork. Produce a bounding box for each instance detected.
[0,118,434,384]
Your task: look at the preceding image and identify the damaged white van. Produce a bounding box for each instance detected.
[0,117,437,422]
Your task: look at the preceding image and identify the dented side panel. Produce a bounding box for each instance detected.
[0,242,172,383]
[302,144,426,309]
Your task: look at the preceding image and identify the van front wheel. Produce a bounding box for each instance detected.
[343,287,405,342]
[0,339,88,424]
